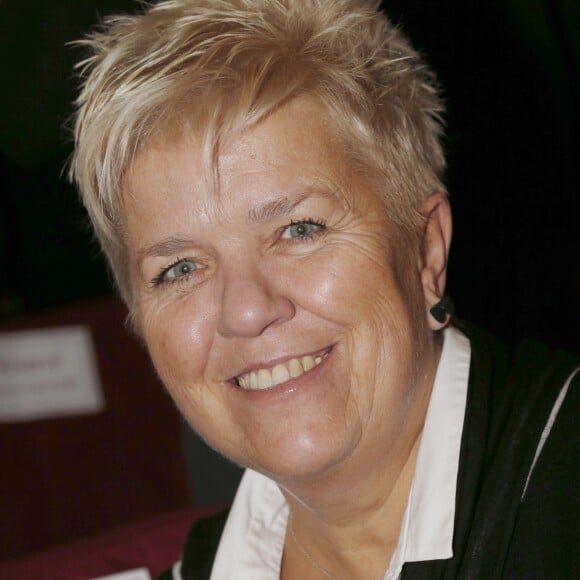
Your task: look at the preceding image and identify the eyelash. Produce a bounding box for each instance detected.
[280,218,327,240]
[151,256,199,288]
[150,218,326,288]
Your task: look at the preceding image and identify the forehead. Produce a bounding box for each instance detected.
[122,97,376,239]
[128,98,340,184]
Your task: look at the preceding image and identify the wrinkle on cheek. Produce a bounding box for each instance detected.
[325,216,397,266]
[316,242,393,313]
[337,254,418,437]
[351,231,397,269]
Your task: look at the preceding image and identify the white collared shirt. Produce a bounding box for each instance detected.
[206,327,471,579]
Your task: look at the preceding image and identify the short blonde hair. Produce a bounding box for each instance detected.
[69,0,446,305]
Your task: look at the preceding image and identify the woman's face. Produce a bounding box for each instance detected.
[123,98,440,483]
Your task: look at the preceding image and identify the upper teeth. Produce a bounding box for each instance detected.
[236,353,325,390]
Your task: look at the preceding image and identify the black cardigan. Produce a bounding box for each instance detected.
[161,325,580,579]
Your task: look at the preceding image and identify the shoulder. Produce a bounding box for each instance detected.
[158,508,230,580]
[461,321,579,474]
[454,321,580,577]
[457,320,578,423]
[504,352,580,577]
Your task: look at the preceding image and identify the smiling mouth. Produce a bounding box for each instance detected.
[233,348,331,390]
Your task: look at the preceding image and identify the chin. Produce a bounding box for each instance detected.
[242,426,360,484]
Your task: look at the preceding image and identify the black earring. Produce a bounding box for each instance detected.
[430,295,455,324]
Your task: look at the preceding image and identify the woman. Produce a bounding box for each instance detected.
[69,1,579,578]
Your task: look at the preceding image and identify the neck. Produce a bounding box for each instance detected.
[281,434,422,579]
[279,337,442,579]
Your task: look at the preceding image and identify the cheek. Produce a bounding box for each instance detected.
[296,241,402,327]
[141,303,235,449]
[299,242,421,398]
[140,299,216,387]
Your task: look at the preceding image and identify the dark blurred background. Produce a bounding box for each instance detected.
[0,0,578,348]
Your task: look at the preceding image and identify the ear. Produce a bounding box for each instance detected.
[418,192,453,330]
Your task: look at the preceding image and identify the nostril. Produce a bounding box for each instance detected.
[217,272,296,338]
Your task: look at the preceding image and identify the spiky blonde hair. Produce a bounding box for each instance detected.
[69,0,446,305]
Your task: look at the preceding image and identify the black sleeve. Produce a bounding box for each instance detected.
[503,367,580,579]
[158,508,230,580]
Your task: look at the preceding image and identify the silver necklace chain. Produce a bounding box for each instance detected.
[288,512,340,579]
[287,512,388,580]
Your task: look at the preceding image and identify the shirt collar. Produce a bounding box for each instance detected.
[387,326,471,576]
[210,470,287,579]
[210,326,471,579]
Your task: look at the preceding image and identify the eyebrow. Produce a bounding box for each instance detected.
[137,188,338,264]
[247,189,336,223]
[137,236,198,264]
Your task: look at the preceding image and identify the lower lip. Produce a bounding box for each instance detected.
[229,346,334,400]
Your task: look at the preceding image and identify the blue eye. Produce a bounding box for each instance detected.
[165,259,198,280]
[152,258,200,286]
[281,219,325,240]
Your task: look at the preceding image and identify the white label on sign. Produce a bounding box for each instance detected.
[0,326,104,422]
[92,568,152,580]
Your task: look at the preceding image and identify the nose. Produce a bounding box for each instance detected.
[217,259,296,338]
